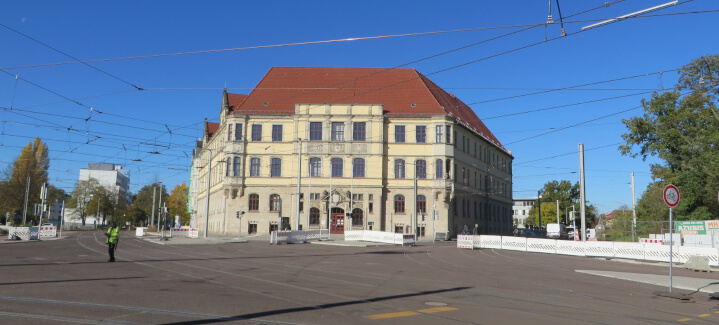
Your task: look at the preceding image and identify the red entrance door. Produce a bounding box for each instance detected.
[330,208,345,234]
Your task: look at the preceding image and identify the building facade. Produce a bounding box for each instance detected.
[512,197,537,227]
[189,67,513,237]
[79,163,131,205]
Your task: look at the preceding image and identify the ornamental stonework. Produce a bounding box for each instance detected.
[330,143,344,154]
[351,143,367,153]
[307,144,325,153]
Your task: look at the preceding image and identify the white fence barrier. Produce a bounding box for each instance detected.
[169,227,199,238]
[271,229,330,244]
[458,235,719,266]
[344,230,416,246]
[8,226,56,240]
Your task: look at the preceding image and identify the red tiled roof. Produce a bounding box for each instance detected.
[229,67,504,149]
[206,122,219,139]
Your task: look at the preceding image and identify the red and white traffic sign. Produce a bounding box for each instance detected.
[663,184,680,207]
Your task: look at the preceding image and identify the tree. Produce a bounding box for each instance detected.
[621,55,719,221]
[167,182,189,225]
[132,183,168,225]
[526,180,597,227]
[68,178,100,225]
[0,138,50,223]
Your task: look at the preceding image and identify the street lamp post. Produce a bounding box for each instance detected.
[204,148,212,238]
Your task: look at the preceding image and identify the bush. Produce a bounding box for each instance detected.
[0,229,8,235]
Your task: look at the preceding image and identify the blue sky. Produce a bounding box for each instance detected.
[1,0,717,215]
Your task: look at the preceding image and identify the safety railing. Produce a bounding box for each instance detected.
[344,230,416,246]
[458,235,719,266]
[271,229,330,244]
[8,226,56,240]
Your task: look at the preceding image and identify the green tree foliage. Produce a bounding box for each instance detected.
[527,180,597,227]
[0,138,50,222]
[167,182,189,225]
[68,178,100,225]
[132,183,168,224]
[621,55,719,221]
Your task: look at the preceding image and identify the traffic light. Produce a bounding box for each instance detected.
[236,211,240,218]
[421,213,425,221]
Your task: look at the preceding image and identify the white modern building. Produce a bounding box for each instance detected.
[512,197,537,227]
[79,163,131,205]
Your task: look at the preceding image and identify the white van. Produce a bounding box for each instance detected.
[546,223,567,239]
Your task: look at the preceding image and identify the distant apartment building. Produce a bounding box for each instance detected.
[512,197,537,227]
[79,163,131,205]
[189,67,513,237]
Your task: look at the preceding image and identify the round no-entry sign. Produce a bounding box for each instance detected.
[663,184,680,207]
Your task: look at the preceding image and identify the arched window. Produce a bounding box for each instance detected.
[416,159,426,179]
[233,157,241,176]
[353,158,365,177]
[270,194,281,211]
[331,158,343,177]
[352,208,363,226]
[226,157,232,176]
[436,159,443,179]
[417,195,426,214]
[395,159,405,178]
[309,157,321,177]
[249,194,259,211]
[310,207,320,225]
[394,195,405,213]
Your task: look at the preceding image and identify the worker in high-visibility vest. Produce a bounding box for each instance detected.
[105,221,119,262]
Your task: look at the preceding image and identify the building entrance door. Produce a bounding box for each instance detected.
[330,208,345,234]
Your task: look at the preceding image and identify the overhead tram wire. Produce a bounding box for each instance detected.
[0,23,143,90]
[514,143,624,165]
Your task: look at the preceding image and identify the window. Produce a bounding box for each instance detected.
[249,194,259,211]
[417,195,427,213]
[226,157,232,176]
[309,157,321,177]
[310,122,322,141]
[251,125,262,141]
[395,159,405,178]
[270,194,281,211]
[416,159,426,179]
[353,158,365,177]
[436,159,443,179]
[310,208,320,225]
[369,194,373,201]
[446,126,452,144]
[270,158,281,177]
[351,208,363,226]
[272,125,283,142]
[368,202,373,213]
[436,125,443,143]
[331,158,343,177]
[235,124,242,141]
[394,195,405,213]
[331,122,344,141]
[352,193,363,201]
[416,126,426,143]
[395,125,405,143]
[233,157,241,176]
[227,124,233,141]
[353,122,366,141]
[250,158,260,177]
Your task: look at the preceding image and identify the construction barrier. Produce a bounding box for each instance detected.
[170,227,198,238]
[639,238,666,244]
[343,230,416,246]
[270,229,329,244]
[458,235,719,266]
[8,226,56,240]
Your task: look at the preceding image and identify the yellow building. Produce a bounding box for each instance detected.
[189,67,513,237]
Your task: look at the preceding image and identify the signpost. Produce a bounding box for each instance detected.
[663,184,680,293]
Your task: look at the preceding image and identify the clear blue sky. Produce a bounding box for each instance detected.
[1,1,717,215]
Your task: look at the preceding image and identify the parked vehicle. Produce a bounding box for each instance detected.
[546,223,568,239]
[515,228,538,237]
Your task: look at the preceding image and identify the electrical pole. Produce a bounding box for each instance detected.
[631,171,637,242]
[556,200,559,224]
[205,148,212,238]
[22,176,30,225]
[158,183,164,231]
[151,186,156,229]
[296,138,302,231]
[537,190,542,230]
[579,143,587,242]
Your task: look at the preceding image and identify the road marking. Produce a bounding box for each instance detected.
[698,314,711,317]
[366,311,419,319]
[365,306,457,319]
[677,318,692,322]
[418,306,458,313]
